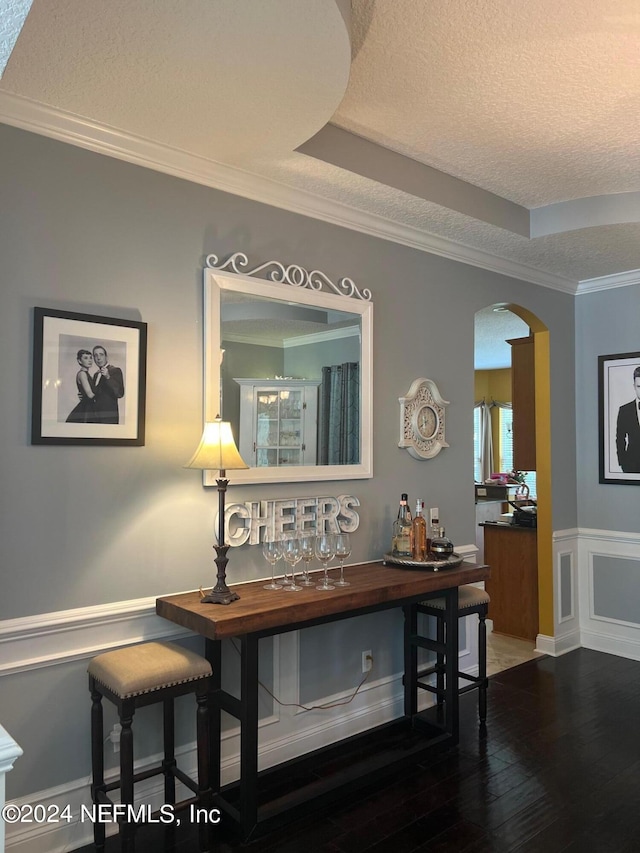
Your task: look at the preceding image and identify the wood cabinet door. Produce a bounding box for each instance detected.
[508,336,536,471]
[484,526,539,641]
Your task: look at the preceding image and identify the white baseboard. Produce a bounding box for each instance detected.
[536,632,581,657]
[580,629,640,662]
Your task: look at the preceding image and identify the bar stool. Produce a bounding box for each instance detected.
[416,586,490,724]
[88,641,213,851]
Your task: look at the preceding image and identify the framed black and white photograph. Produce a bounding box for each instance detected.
[32,308,147,445]
[599,351,640,485]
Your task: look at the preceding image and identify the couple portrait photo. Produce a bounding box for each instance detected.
[66,343,125,425]
[32,308,146,446]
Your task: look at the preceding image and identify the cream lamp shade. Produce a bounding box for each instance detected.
[184,418,248,605]
[185,419,248,472]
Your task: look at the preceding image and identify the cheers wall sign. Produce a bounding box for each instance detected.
[218,495,360,547]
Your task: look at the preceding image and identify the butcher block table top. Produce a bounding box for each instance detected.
[156,560,490,640]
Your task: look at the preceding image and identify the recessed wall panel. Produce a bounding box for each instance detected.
[592,556,640,625]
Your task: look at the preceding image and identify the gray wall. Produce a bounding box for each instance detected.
[576,284,640,532]
[0,122,578,797]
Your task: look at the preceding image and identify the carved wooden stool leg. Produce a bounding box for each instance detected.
[478,610,488,724]
[90,683,106,852]
[162,698,176,804]
[119,707,135,852]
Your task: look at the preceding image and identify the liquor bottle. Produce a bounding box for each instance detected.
[412,500,427,561]
[428,507,440,555]
[430,526,454,558]
[392,493,413,557]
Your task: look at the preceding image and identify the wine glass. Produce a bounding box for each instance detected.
[315,533,336,591]
[281,535,303,592]
[333,533,351,587]
[299,533,316,586]
[262,534,283,590]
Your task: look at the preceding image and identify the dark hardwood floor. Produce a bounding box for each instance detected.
[74,648,640,853]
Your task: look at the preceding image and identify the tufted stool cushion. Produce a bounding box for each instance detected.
[420,586,489,612]
[88,640,212,698]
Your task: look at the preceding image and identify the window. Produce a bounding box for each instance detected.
[499,408,536,497]
[499,408,513,472]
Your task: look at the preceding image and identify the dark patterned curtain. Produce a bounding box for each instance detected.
[318,363,360,465]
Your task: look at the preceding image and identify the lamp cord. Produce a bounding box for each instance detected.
[229,638,371,711]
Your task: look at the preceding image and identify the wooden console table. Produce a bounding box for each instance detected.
[156,560,489,841]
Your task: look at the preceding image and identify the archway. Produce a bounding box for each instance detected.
[474,304,553,645]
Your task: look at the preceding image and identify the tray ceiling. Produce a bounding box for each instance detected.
[1,0,640,292]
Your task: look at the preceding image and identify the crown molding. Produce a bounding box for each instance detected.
[0,90,578,294]
[577,267,640,295]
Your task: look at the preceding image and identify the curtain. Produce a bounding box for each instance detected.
[474,400,494,482]
[318,363,359,465]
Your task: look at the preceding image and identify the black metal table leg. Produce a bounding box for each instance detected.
[443,588,459,743]
[403,604,418,718]
[239,633,260,840]
[205,638,222,795]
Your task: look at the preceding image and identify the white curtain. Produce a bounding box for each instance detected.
[475,400,494,482]
[475,399,517,481]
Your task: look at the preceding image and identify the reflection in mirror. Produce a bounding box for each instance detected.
[204,264,373,485]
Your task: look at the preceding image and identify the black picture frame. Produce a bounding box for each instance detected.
[598,351,640,485]
[31,308,147,446]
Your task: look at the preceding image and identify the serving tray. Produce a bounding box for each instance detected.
[382,552,464,572]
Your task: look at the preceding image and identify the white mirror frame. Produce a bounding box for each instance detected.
[203,261,373,485]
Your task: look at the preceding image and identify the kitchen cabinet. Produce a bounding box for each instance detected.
[508,335,536,471]
[482,523,538,641]
[234,378,320,468]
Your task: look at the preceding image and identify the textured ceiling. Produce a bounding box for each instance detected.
[340,0,640,207]
[1,0,640,290]
[474,307,530,371]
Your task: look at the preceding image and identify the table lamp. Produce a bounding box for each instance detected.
[185,418,249,604]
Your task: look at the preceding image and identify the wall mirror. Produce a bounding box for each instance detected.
[203,256,373,485]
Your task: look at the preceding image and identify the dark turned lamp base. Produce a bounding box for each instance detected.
[200,535,240,606]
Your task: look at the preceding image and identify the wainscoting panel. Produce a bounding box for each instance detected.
[0,597,191,677]
[544,528,580,656]
[578,528,640,660]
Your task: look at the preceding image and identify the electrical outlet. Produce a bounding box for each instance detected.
[109,723,122,754]
[362,650,372,673]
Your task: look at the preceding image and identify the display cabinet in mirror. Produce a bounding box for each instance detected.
[203,254,373,485]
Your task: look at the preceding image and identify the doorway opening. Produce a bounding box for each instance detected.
[474,304,552,674]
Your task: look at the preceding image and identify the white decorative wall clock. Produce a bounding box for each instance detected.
[398,378,449,459]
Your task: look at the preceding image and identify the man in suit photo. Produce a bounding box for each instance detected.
[92,345,125,424]
[616,365,640,473]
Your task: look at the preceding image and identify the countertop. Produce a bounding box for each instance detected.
[479,521,536,532]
